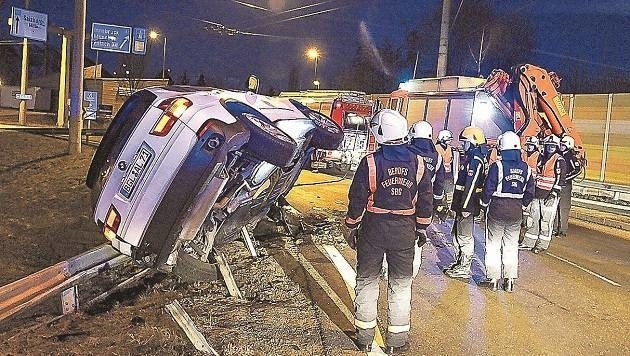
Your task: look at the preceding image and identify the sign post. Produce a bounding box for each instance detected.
[10,5,48,126]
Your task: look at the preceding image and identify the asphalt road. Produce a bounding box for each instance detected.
[287,171,630,355]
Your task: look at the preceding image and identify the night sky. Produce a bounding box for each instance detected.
[0,0,628,91]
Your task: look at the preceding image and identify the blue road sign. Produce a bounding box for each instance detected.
[132,27,147,55]
[10,7,48,42]
[83,91,99,120]
[91,22,132,53]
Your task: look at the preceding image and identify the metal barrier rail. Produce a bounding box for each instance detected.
[574,179,630,202]
[0,244,127,323]
[0,126,106,136]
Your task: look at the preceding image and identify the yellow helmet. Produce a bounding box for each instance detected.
[459,126,486,146]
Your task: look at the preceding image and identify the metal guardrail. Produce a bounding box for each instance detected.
[574,179,630,202]
[0,126,106,136]
[0,244,127,323]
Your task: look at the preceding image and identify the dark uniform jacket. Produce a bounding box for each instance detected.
[452,147,486,216]
[409,138,446,203]
[481,150,535,222]
[345,145,433,250]
[562,150,582,183]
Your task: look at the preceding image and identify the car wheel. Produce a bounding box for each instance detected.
[226,101,298,167]
[172,251,219,282]
[288,99,344,150]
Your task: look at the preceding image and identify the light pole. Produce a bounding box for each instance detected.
[306,47,319,89]
[150,30,167,80]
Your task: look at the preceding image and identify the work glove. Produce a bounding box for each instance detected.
[461,211,471,218]
[544,191,558,207]
[522,205,530,217]
[342,225,358,250]
[435,204,449,222]
[416,230,427,247]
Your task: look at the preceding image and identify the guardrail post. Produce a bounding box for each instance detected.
[600,93,614,182]
[61,285,79,315]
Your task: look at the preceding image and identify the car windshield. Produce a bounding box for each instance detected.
[343,112,369,131]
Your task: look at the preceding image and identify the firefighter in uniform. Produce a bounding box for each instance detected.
[554,135,582,237]
[522,136,541,171]
[520,134,567,253]
[444,126,486,279]
[407,120,446,276]
[435,129,459,220]
[343,109,432,354]
[480,131,535,292]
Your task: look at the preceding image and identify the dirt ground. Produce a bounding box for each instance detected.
[0,130,357,355]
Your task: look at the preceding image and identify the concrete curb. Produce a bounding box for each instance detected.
[570,210,630,231]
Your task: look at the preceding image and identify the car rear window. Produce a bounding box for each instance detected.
[86,90,157,188]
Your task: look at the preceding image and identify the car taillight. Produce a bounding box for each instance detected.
[103,205,121,241]
[150,98,192,136]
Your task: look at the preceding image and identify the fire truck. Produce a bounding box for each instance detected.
[278,90,375,171]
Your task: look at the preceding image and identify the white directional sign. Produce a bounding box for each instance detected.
[10,7,48,42]
[15,93,33,100]
[91,22,132,53]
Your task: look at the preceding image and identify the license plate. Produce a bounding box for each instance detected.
[119,143,154,199]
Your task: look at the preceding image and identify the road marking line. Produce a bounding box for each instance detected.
[316,243,386,355]
[546,252,621,287]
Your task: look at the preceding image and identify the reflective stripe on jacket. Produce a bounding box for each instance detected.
[536,153,563,191]
[521,150,540,172]
[345,147,434,249]
[452,149,486,215]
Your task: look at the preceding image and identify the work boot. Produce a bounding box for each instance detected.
[489,278,500,291]
[532,247,546,254]
[504,278,515,292]
[444,255,471,279]
[357,343,371,353]
[386,342,410,355]
[557,232,567,238]
[518,243,532,251]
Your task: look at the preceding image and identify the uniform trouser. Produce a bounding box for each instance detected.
[384,241,422,279]
[354,238,414,348]
[453,214,475,259]
[555,182,572,234]
[522,196,559,250]
[443,179,455,211]
[485,216,521,279]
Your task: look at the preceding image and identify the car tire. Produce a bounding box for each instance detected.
[172,251,219,282]
[307,110,345,150]
[227,101,298,167]
[288,99,344,150]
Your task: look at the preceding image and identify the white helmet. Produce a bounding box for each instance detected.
[543,134,561,147]
[437,130,453,143]
[497,131,521,151]
[370,109,408,145]
[409,121,433,140]
[525,136,539,147]
[560,135,575,150]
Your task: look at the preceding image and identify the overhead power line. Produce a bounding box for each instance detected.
[533,49,629,72]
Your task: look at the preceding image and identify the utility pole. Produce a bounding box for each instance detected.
[18,0,30,125]
[436,0,450,77]
[68,0,86,155]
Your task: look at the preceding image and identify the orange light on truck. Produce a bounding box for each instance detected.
[103,205,121,241]
[150,98,192,136]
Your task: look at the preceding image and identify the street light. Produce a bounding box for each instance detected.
[150,30,167,80]
[306,47,319,89]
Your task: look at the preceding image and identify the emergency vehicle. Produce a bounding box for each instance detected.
[278,90,375,171]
